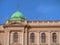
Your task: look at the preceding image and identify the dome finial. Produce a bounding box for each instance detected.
[10,0,25,21]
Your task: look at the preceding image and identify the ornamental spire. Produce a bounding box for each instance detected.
[17,0,20,11]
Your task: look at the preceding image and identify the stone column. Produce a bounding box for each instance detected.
[48,32,50,45]
[22,32,24,45]
[10,32,13,44]
[59,32,60,45]
[7,31,9,45]
[24,28,28,45]
[37,32,40,45]
[5,31,9,45]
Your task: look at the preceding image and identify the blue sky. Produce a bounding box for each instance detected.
[0,0,60,24]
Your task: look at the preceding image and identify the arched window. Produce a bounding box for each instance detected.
[52,33,57,42]
[13,32,18,42]
[41,33,46,43]
[30,33,35,43]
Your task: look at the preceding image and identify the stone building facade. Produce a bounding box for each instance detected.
[0,11,60,45]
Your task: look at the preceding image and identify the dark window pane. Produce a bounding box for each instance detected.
[30,33,35,43]
[41,33,46,43]
[52,33,57,42]
[13,32,18,42]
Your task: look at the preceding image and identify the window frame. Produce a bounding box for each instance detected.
[52,33,57,43]
[30,33,35,43]
[41,33,46,43]
[13,32,18,42]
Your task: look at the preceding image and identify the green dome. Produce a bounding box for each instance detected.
[10,11,25,20]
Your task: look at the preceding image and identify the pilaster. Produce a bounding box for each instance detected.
[24,27,28,45]
[59,32,60,45]
[5,30,9,45]
[48,32,50,45]
[22,31,24,45]
[37,32,40,45]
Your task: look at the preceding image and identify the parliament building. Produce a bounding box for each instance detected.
[0,11,60,45]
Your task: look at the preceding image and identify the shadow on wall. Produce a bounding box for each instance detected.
[0,43,2,45]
